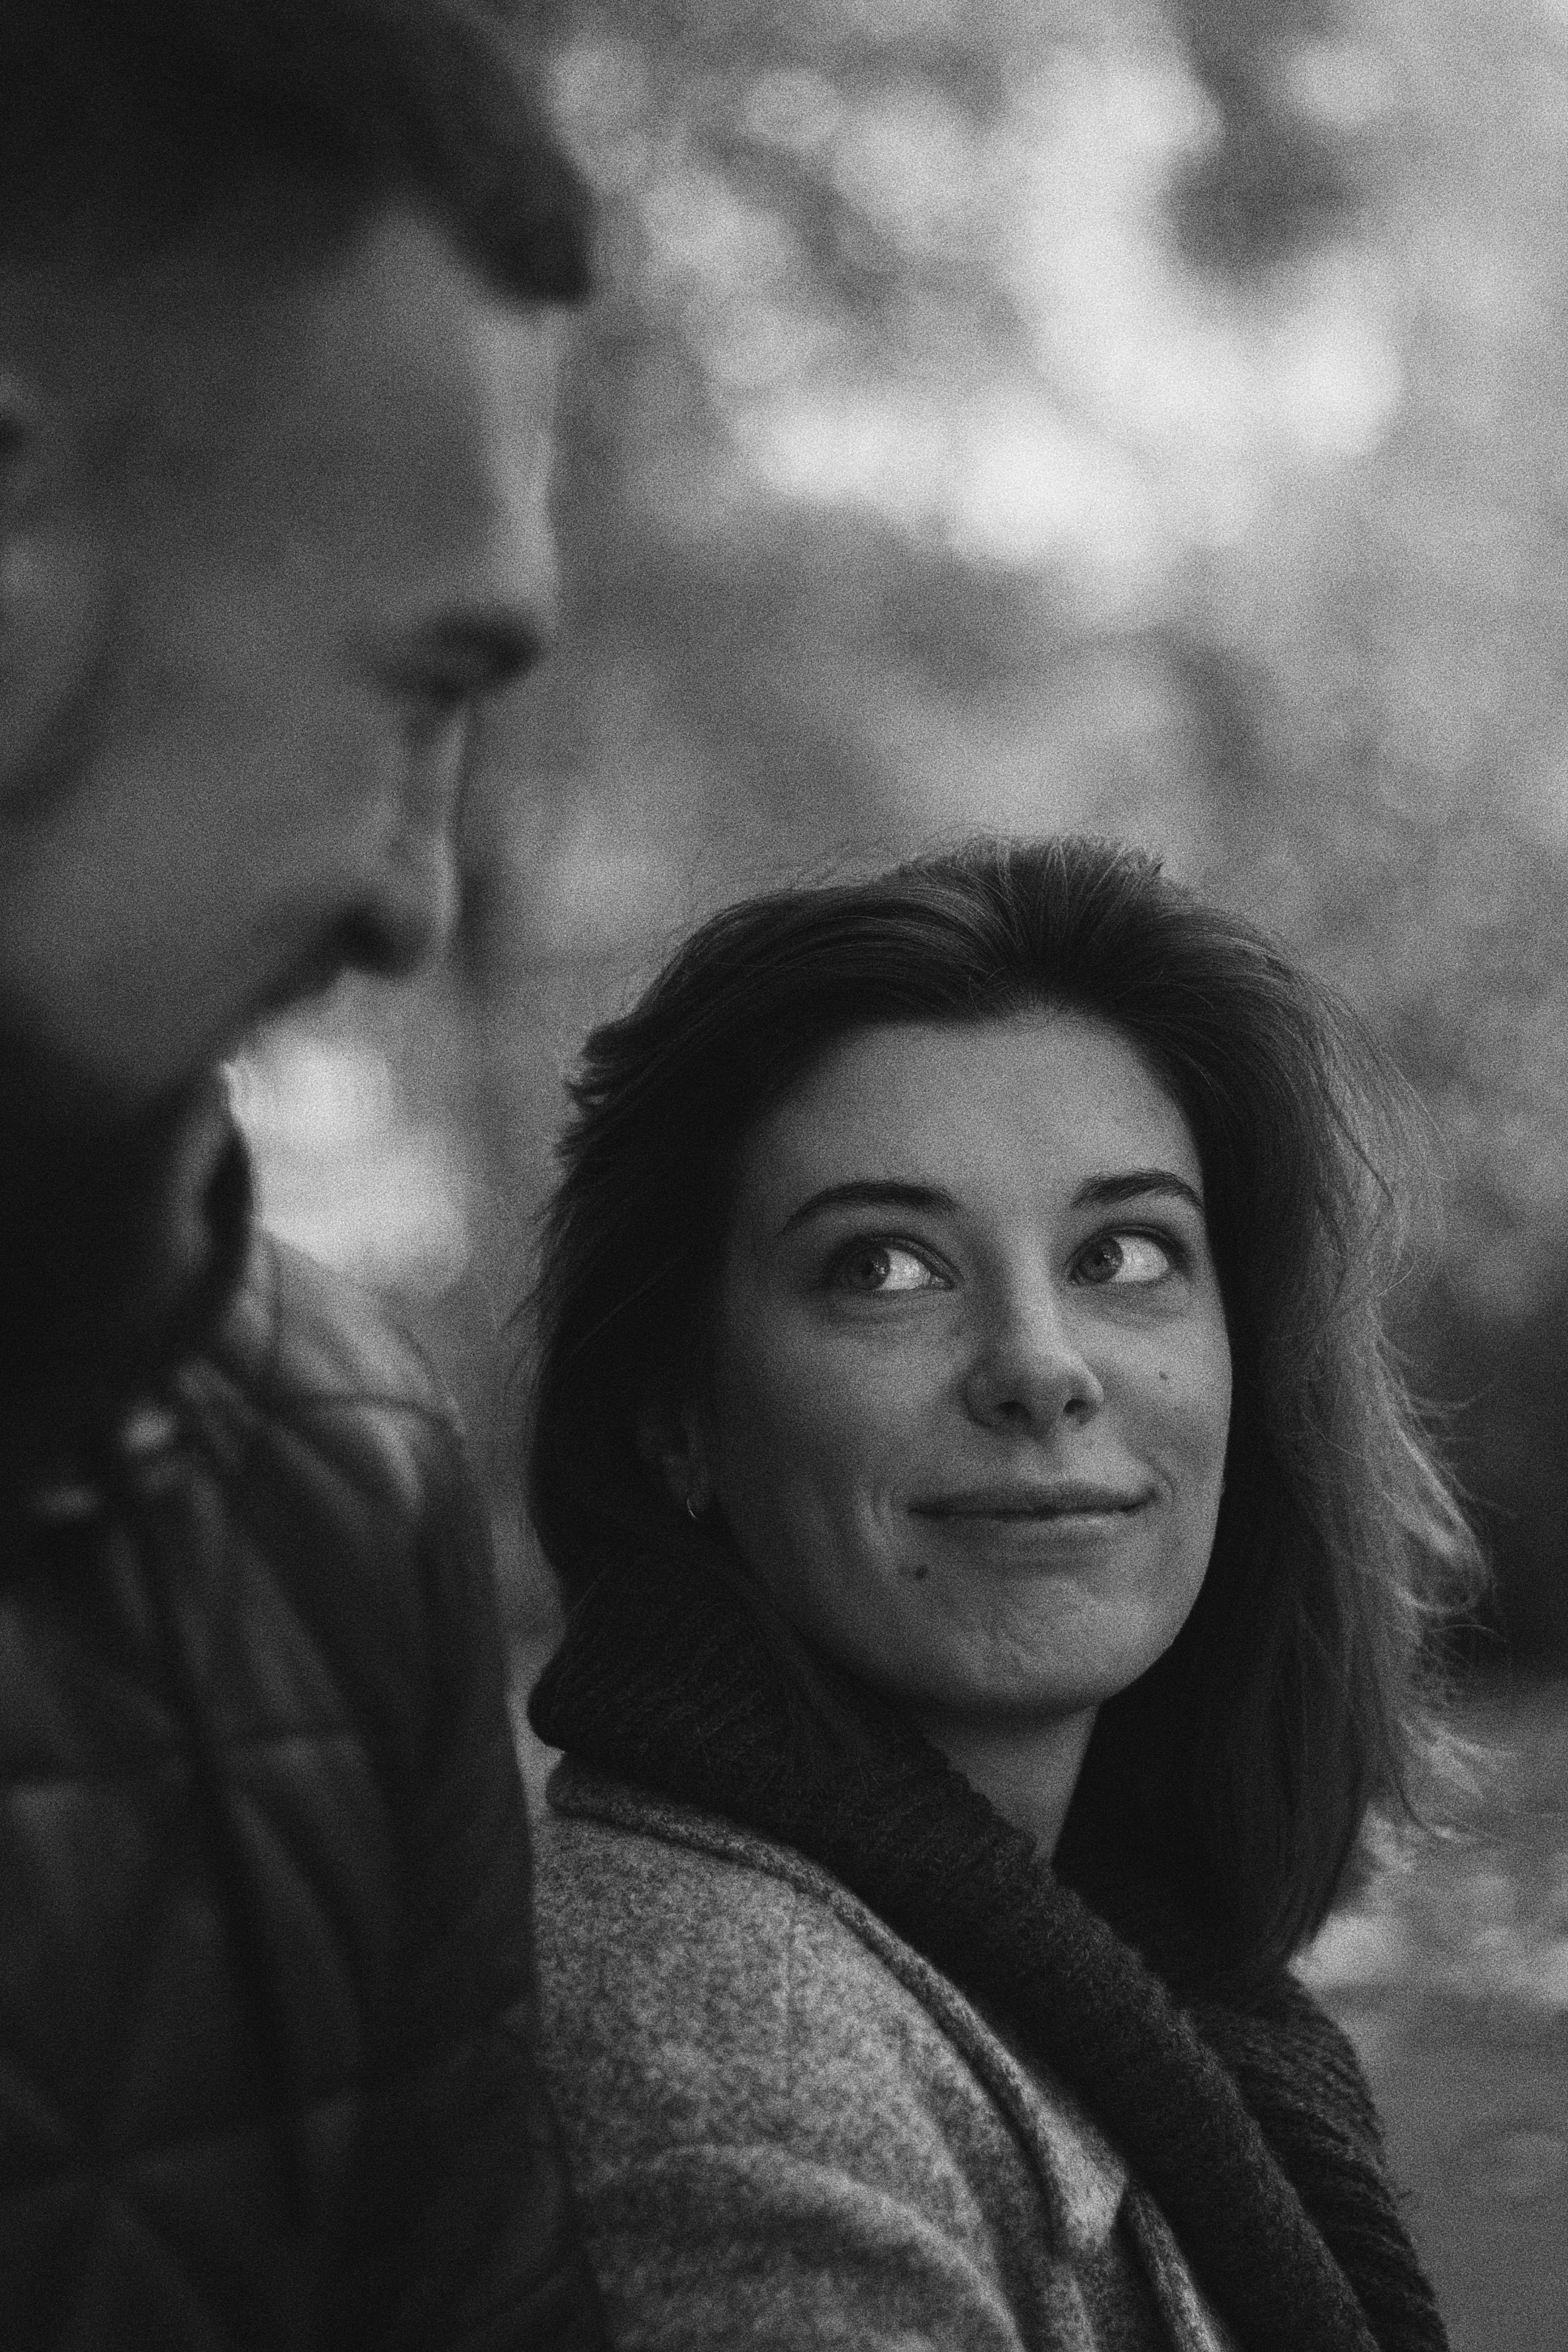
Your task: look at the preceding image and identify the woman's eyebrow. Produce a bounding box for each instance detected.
[1074,1169,1205,1214]
[779,1178,957,1236]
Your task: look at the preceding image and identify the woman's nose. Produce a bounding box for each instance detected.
[960,1279,1105,1433]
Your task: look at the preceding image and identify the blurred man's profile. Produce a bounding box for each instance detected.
[0,4,605,2345]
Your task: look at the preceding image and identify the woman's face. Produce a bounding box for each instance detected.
[691,1010,1232,1735]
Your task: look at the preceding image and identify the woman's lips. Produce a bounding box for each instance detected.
[911,1480,1153,1520]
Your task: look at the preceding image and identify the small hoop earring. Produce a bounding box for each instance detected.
[685,1492,701,1523]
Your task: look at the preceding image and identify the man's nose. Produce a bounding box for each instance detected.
[960,1274,1106,1433]
[376,510,560,981]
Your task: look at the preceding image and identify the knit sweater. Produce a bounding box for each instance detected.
[529,1546,1449,2352]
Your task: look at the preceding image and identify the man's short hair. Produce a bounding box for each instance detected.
[0,0,592,300]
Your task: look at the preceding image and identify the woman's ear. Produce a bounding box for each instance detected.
[635,1393,714,1519]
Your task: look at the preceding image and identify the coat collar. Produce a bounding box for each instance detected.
[0,1074,252,1524]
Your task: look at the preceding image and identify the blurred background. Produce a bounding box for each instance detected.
[230,0,1568,2340]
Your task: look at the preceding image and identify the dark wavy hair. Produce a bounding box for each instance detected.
[527,835,1478,1975]
[0,0,591,299]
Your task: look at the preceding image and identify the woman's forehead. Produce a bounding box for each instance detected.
[734,1010,1203,1227]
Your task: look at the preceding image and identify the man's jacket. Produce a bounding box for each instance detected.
[0,1135,603,2351]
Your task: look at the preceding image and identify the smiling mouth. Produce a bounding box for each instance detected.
[912,1483,1153,1521]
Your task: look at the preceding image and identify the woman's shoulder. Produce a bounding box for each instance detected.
[533,1754,922,2078]
[535,1754,892,1968]
[533,1760,817,2161]
[534,1753,1006,2066]
[535,1754,820,1928]
[532,1758,1128,2264]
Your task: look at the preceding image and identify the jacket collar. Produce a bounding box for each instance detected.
[0,1072,253,1521]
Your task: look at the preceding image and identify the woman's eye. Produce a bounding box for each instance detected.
[829,1241,943,1295]
[1075,1231,1175,1288]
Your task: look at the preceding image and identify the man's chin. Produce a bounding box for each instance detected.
[0,941,343,1141]
[0,1002,226,1209]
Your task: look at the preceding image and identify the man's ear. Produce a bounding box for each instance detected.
[0,372,109,800]
[635,1392,714,1518]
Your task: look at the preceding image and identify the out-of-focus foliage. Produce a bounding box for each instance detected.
[245,0,1568,1652]
[1302,1680,1568,2340]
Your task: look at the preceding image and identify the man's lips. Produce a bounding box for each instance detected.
[911,1480,1154,1519]
[254,946,351,1021]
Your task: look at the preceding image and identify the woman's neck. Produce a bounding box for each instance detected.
[912,1704,1098,1859]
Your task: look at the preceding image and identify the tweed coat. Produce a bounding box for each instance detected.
[534,1758,1239,2352]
